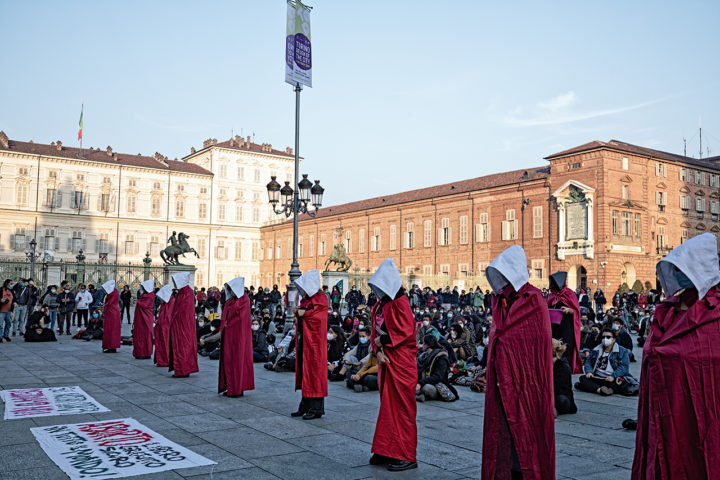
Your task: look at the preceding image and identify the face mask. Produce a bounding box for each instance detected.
[51,289,57,294]
[447,313,453,319]
[333,313,338,317]
[458,323,464,328]
[359,337,368,344]
[327,333,334,341]
[602,338,613,347]
[423,320,430,327]
[80,289,86,292]
[251,325,260,331]
[29,281,34,286]
[451,331,457,338]
[19,283,25,287]
[92,313,99,319]
[612,325,620,331]
[290,329,295,335]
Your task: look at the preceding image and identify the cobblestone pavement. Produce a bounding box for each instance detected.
[0,324,639,479]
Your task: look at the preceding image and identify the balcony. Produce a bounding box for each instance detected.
[656,245,672,255]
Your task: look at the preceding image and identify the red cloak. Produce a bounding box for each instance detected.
[483,283,555,480]
[547,286,582,374]
[154,296,174,367]
[168,285,199,377]
[132,292,155,359]
[294,291,328,398]
[102,289,121,350]
[218,294,254,395]
[371,296,417,463]
[632,288,720,480]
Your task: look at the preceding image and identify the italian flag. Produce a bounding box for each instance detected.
[78,102,84,141]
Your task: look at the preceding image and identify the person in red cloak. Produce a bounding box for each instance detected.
[168,272,199,378]
[483,245,555,480]
[367,258,418,472]
[154,284,173,367]
[132,279,155,359]
[218,276,254,397]
[290,269,328,420]
[632,233,720,479]
[101,280,121,353]
[547,271,583,374]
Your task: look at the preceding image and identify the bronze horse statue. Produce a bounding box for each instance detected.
[160,232,200,265]
[324,244,352,272]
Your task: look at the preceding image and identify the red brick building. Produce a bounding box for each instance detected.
[259,140,720,293]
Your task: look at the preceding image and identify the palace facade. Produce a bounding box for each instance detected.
[0,131,294,287]
[260,140,720,293]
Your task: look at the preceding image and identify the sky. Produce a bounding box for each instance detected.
[1,0,719,207]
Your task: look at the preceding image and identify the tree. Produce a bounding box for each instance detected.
[632,280,644,293]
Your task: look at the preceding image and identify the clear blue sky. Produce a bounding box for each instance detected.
[1,1,719,206]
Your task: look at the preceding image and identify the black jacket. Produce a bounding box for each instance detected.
[418,348,450,386]
[252,329,268,355]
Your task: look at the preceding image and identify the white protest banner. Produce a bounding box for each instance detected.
[285,0,312,87]
[1,386,109,420]
[31,418,216,480]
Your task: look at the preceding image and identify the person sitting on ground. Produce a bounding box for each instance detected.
[636,309,652,347]
[575,328,630,396]
[339,327,372,379]
[80,308,104,341]
[552,339,577,415]
[416,334,458,402]
[346,351,379,392]
[265,319,297,371]
[196,315,211,340]
[327,325,348,381]
[252,318,269,362]
[416,313,438,346]
[24,306,56,342]
[198,319,222,356]
[260,309,277,334]
[610,317,635,362]
[447,323,472,361]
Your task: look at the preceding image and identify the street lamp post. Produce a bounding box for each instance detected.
[267,171,324,329]
[76,249,86,284]
[24,239,42,280]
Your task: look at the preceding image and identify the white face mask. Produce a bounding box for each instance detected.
[327,333,334,341]
[451,331,457,338]
[423,320,430,327]
[251,325,260,331]
[51,289,57,294]
[602,337,613,347]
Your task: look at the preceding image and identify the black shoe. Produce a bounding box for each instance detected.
[302,410,322,420]
[263,362,275,370]
[622,418,637,430]
[11,332,16,336]
[3,336,9,342]
[387,461,418,472]
[369,454,391,465]
[173,374,190,378]
[574,382,581,390]
[222,392,244,398]
[103,348,117,353]
[290,410,306,417]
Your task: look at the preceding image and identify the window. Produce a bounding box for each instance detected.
[153,181,161,190]
[199,203,207,219]
[695,170,706,185]
[197,238,206,258]
[405,222,415,249]
[216,240,226,260]
[151,196,161,216]
[177,184,184,191]
[175,199,185,217]
[655,162,667,177]
[711,174,720,188]
[97,233,109,255]
[501,210,517,240]
[76,174,84,181]
[48,170,57,179]
[359,229,365,253]
[252,207,260,222]
[711,201,720,221]
[682,229,689,242]
[423,220,432,247]
[72,190,84,209]
[657,226,667,249]
[42,228,56,251]
[423,265,433,275]
[477,263,488,275]
[276,241,282,259]
[124,235,135,255]
[218,203,226,221]
[128,179,136,187]
[571,162,581,169]
[680,195,691,213]
[236,204,243,221]
[99,193,111,212]
[149,235,160,255]
[458,263,469,276]
[219,188,227,198]
[439,218,450,246]
[254,169,260,183]
[405,266,415,275]
[612,210,618,235]
[679,168,687,181]
[371,227,381,251]
[298,237,304,258]
[235,241,242,260]
[344,231,352,253]
[15,183,28,205]
[126,195,136,214]
[389,225,397,250]
[219,164,227,178]
[440,264,450,276]
[622,185,629,200]
[319,234,326,256]
[622,157,629,170]
[200,187,207,195]
[309,235,314,257]
[459,216,468,244]
[101,176,110,184]
[476,213,489,243]
[634,213,641,238]
[533,206,543,238]
[622,212,631,236]
[252,241,259,261]
[697,198,706,219]
[13,228,27,250]
[656,191,666,212]
[45,188,57,207]
[238,167,244,180]
[531,259,545,280]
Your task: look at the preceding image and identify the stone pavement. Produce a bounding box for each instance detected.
[0,327,640,480]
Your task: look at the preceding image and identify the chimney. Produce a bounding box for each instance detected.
[106,146,113,156]
[235,135,241,144]
[56,140,62,150]
[246,135,251,145]
[203,138,212,149]
[212,138,217,145]
[191,147,196,154]
[285,147,293,155]
[0,131,8,149]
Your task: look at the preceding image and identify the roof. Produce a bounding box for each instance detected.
[545,139,720,171]
[184,136,295,160]
[287,166,550,222]
[0,133,213,176]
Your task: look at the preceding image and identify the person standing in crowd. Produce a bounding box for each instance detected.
[368,258,418,472]
[26,278,39,314]
[57,281,75,335]
[11,278,30,336]
[483,245,555,480]
[154,285,174,367]
[74,283,93,329]
[40,284,59,334]
[1,279,13,342]
[291,269,329,420]
[218,277,254,398]
[593,288,606,313]
[547,271,582,374]
[90,283,106,310]
[132,280,155,359]
[269,284,282,321]
[169,272,199,378]
[633,233,720,479]
[101,280,121,353]
[120,284,132,324]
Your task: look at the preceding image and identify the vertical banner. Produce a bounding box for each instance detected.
[285,1,312,87]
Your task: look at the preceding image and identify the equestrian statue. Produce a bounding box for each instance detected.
[324,243,352,272]
[160,231,200,265]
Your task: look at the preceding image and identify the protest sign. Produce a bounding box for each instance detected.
[31,418,216,480]
[1,386,109,420]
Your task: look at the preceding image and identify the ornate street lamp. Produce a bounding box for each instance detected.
[75,248,86,284]
[24,238,42,280]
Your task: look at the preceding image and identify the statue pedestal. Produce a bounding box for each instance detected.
[322,270,349,300]
[163,265,197,289]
